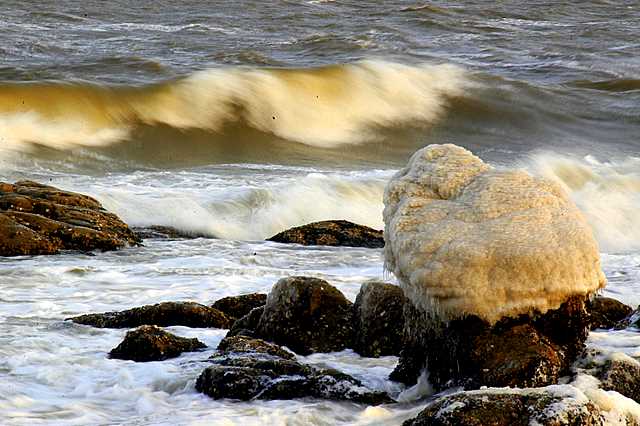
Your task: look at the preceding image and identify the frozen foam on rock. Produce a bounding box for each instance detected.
[383,144,606,323]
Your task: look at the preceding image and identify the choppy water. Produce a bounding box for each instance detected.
[1,1,640,425]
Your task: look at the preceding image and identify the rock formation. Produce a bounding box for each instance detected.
[0,180,140,256]
[384,144,607,389]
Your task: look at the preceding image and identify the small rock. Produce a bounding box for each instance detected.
[267,220,384,248]
[217,335,295,359]
[212,293,267,322]
[109,325,206,362]
[589,297,633,329]
[255,276,354,355]
[70,301,231,329]
[353,281,406,357]
[133,225,208,240]
[403,389,604,426]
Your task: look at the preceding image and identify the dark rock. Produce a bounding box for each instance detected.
[589,297,633,329]
[353,282,406,357]
[255,276,354,355]
[403,390,604,426]
[217,335,295,359]
[212,293,267,322]
[133,225,208,240]
[70,301,231,329]
[109,325,206,362]
[267,220,384,248]
[598,357,640,403]
[227,306,264,338]
[197,347,391,404]
[391,295,590,390]
[0,180,140,256]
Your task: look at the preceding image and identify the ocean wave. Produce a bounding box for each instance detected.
[526,153,640,253]
[0,60,466,154]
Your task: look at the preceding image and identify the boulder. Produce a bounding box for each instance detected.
[70,301,231,329]
[589,297,633,329]
[383,144,605,324]
[254,276,354,355]
[391,295,588,390]
[109,325,206,362]
[226,306,264,338]
[212,293,267,322]
[196,338,391,404]
[353,282,406,357]
[267,220,384,248]
[383,144,605,389]
[0,180,140,256]
[403,389,604,426]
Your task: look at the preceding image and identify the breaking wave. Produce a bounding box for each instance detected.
[0,60,466,153]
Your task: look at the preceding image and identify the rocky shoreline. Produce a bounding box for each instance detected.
[5,177,640,424]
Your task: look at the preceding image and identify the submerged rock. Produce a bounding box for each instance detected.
[133,225,208,240]
[391,296,589,390]
[196,336,391,404]
[109,325,206,362]
[267,220,384,248]
[0,180,140,256]
[212,293,267,322]
[589,297,633,329]
[70,301,231,329]
[254,276,354,355]
[353,282,406,357]
[403,389,604,426]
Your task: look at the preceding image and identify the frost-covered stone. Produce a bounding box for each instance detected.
[403,387,605,426]
[383,144,606,323]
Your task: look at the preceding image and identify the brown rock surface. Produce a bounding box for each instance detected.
[109,325,206,362]
[267,220,384,248]
[0,180,140,256]
[353,282,406,357]
[212,293,267,322]
[255,276,354,355]
[589,297,633,329]
[70,301,231,329]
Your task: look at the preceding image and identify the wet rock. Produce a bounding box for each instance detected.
[403,389,604,426]
[353,281,406,357]
[391,296,589,390]
[196,340,392,404]
[597,356,640,403]
[70,301,231,329]
[212,293,267,322]
[217,335,295,359]
[109,325,206,362]
[255,276,354,355]
[267,220,384,248]
[0,180,140,256]
[589,297,633,329]
[227,306,264,338]
[133,225,208,240]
